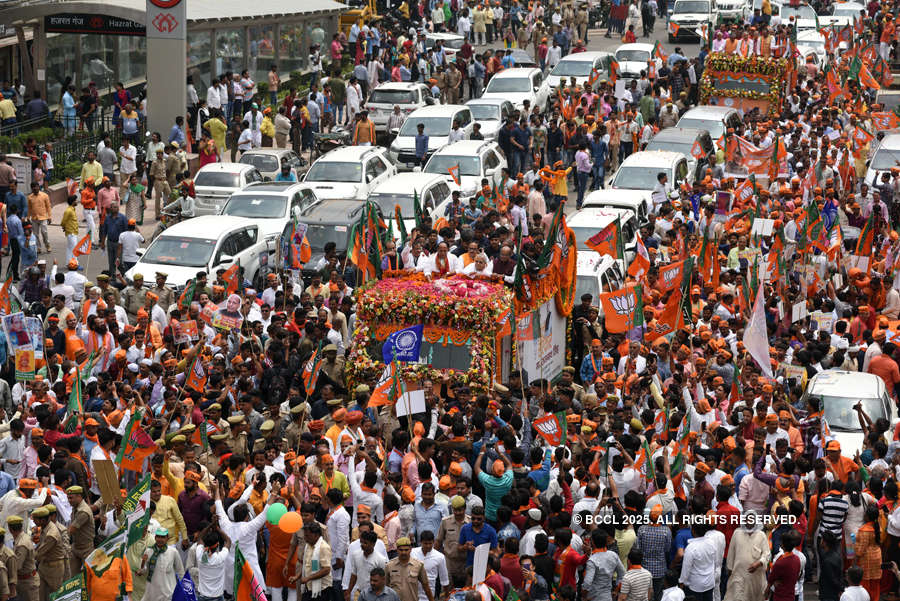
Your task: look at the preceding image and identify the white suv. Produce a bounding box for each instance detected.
[366,82,439,132]
[480,67,550,113]
[389,105,474,171]
[301,146,397,201]
[423,140,506,198]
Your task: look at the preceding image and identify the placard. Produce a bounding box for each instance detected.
[751,218,775,236]
[847,255,869,272]
[472,542,492,585]
[14,349,34,381]
[832,273,843,289]
[93,459,120,506]
[25,317,44,360]
[810,310,834,332]
[395,385,427,417]
[791,302,808,323]
[780,362,807,386]
[2,312,32,354]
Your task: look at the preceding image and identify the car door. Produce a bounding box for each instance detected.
[674,158,690,188]
[364,158,380,190]
[232,227,263,283]
[484,149,503,188]
[456,109,473,136]
[371,155,391,187]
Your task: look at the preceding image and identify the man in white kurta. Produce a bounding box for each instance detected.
[215,489,269,593]
[0,480,48,533]
[723,522,770,601]
[140,528,184,601]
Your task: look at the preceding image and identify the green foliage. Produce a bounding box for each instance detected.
[0,126,62,153]
[49,161,82,185]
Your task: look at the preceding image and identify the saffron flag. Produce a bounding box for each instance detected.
[533,411,567,446]
[690,140,704,159]
[599,284,640,334]
[448,164,460,186]
[856,211,876,258]
[628,234,651,279]
[221,263,241,296]
[178,279,196,311]
[234,545,267,601]
[609,58,619,84]
[647,288,685,341]
[185,355,208,392]
[73,234,92,257]
[657,259,687,293]
[585,219,622,259]
[858,60,881,90]
[115,410,158,471]
[369,360,396,407]
[301,342,325,396]
[742,281,773,378]
[872,112,900,130]
[0,275,11,315]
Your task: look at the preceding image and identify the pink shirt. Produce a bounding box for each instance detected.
[331,39,343,61]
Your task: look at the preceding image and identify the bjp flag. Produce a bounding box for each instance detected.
[599,284,641,333]
[73,234,92,257]
[585,219,622,259]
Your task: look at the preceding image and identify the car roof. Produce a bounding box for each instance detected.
[509,49,536,61]
[569,206,635,228]
[796,30,825,42]
[426,32,463,40]
[557,51,614,62]
[240,149,295,157]
[370,172,449,194]
[314,145,387,162]
[584,189,652,205]
[489,67,541,78]
[161,215,257,238]
[373,81,425,91]
[299,199,368,222]
[620,150,685,168]
[616,43,655,52]
[680,105,737,119]
[196,162,257,174]
[407,104,469,117]
[234,182,311,194]
[465,97,512,107]
[651,127,709,142]
[807,370,884,399]
[431,140,497,155]
[879,133,900,150]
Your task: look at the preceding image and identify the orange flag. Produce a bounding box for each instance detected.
[221,263,241,296]
[73,234,92,257]
[599,284,641,334]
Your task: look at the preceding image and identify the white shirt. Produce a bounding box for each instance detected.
[119,230,145,263]
[841,586,871,601]
[207,86,221,109]
[679,535,718,593]
[661,587,685,601]
[342,545,388,595]
[417,252,461,277]
[119,145,137,175]
[617,354,647,375]
[571,496,600,535]
[327,506,352,581]
[215,499,268,592]
[410,547,450,601]
[448,128,465,143]
[194,547,230,598]
[64,270,88,302]
[611,468,642,502]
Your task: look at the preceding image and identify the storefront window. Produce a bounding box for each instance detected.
[279,23,306,76]
[118,36,147,88]
[248,25,275,85]
[215,28,244,75]
[81,34,117,95]
[45,32,77,107]
[187,30,212,97]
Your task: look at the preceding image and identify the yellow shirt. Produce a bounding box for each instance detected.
[61,205,79,235]
[261,116,275,138]
[0,99,15,120]
[80,161,104,188]
[153,494,188,543]
[205,118,228,151]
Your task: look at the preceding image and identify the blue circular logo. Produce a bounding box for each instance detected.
[396,331,417,352]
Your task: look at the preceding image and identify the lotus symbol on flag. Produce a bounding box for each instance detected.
[533,414,562,445]
[610,292,636,316]
[662,268,678,284]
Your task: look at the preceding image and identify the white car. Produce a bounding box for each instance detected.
[127,216,272,289]
[796,31,829,69]
[389,105,474,170]
[465,98,515,140]
[774,1,818,32]
[423,140,506,198]
[831,1,866,25]
[803,370,897,454]
[193,163,263,216]
[366,82,439,132]
[425,32,465,61]
[676,105,743,140]
[219,182,319,244]
[302,146,396,201]
[715,0,749,24]
[614,44,662,82]
[568,206,639,272]
[668,0,715,40]
[576,254,625,307]
[546,51,616,88]
[480,67,551,113]
[582,189,653,225]
[368,173,457,235]
[611,151,692,196]
[865,133,900,188]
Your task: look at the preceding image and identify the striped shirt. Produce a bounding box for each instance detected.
[818,492,850,536]
[621,566,654,601]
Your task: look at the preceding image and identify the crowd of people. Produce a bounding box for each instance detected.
[3,1,900,601]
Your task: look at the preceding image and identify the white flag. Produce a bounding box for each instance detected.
[743,284,773,378]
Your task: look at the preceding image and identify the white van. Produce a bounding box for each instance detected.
[803,370,897,454]
[582,189,653,226]
[388,105,474,171]
[547,51,616,88]
[568,206,638,270]
[576,254,626,303]
[366,82,438,132]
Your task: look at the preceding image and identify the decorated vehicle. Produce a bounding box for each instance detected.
[698,53,791,117]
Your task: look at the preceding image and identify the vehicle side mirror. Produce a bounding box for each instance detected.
[390,127,400,135]
[533,86,540,92]
[486,168,497,176]
[217,254,234,267]
[263,176,272,182]
[136,248,145,257]
[425,96,435,105]
[366,173,374,183]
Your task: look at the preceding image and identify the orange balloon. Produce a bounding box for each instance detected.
[279,511,303,534]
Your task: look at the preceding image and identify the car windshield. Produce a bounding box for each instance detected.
[674,0,709,11]
[305,223,350,252]
[424,155,481,177]
[551,59,596,77]
[645,140,694,157]
[570,227,606,251]
[799,40,825,52]
[780,4,816,20]
[468,104,501,120]
[142,236,215,268]
[369,89,417,105]
[369,192,418,214]
[822,395,886,430]
[677,117,725,139]
[399,116,451,137]
[870,147,900,170]
[239,154,280,173]
[616,49,650,62]
[485,77,532,93]
[429,37,464,50]
[612,166,669,190]
[194,171,240,188]
[305,161,362,183]
[833,6,861,17]
[575,274,600,301]
[221,194,286,219]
